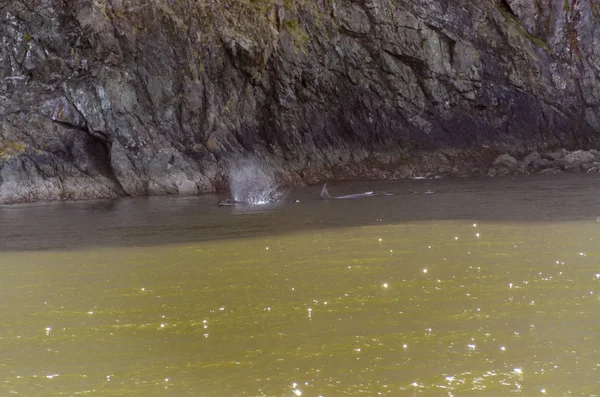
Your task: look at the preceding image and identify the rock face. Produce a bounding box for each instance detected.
[1,0,600,203]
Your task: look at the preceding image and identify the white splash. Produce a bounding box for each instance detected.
[228,157,283,205]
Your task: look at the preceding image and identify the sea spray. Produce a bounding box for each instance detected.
[228,157,283,205]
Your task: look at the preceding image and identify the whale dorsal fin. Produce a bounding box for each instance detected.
[320,183,332,199]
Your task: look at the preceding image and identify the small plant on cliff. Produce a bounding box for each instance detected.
[496,1,550,50]
[593,2,600,18]
[282,18,309,50]
[0,139,26,161]
[566,0,581,58]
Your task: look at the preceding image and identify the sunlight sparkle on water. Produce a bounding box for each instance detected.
[4,181,600,397]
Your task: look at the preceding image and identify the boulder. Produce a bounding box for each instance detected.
[561,150,596,171]
[523,152,541,168]
[544,149,568,161]
[531,158,554,170]
[493,154,519,169]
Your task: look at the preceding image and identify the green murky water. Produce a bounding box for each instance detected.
[1,176,600,396]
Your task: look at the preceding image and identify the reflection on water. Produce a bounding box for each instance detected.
[1,175,600,396]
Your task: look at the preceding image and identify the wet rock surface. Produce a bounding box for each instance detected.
[488,149,600,177]
[1,0,600,203]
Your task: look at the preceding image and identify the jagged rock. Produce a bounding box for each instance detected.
[544,149,569,161]
[586,164,600,173]
[540,168,563,176]
[1,0,600,203]
[531,158,554,170]
[493,154,519,169]
[561,150,596,171]
[522,151,557,170]
[523,152,541,168]
[489,153,527,176]
[487,168,498,177]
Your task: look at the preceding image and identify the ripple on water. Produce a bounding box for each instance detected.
[2,211,600,395]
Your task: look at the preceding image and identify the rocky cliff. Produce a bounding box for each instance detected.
[1,0,599,203]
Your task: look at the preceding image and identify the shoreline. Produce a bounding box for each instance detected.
[1,147,599,205]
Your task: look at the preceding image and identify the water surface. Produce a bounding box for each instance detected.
[1,175,600,396]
